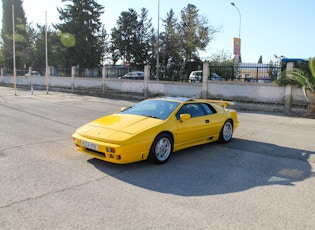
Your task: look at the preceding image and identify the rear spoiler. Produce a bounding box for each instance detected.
[201,99,235,109]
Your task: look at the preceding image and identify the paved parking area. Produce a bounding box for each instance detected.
[0,86,314,229]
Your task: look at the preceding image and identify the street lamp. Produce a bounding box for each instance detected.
[231,2,241,64]
[231,2,241,39]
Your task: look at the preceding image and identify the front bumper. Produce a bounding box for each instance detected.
[72,132,150,164]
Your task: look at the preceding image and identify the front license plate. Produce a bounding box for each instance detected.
[82,140,99,151]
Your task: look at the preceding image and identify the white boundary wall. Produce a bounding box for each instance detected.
[0,73,309,115]
[0,61,311,115]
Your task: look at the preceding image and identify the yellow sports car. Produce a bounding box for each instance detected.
[72,97,239,164]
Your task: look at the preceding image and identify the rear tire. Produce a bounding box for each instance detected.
[148,133,173,164]
[219,120,233,143]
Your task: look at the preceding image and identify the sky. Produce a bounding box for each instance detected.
[1,0,314,63]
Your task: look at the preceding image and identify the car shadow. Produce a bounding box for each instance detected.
[88,138,315,196]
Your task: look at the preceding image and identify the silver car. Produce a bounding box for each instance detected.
[120,71,144,80]
[25,71,41,77]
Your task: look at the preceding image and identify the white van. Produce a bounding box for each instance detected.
[188,70,202,82]
[189,70,224,82]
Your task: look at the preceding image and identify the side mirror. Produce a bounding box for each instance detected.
[180,113,191,122]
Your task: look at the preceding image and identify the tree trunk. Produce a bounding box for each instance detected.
[310,92,315,113]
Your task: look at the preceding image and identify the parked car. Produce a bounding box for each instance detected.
[189,70,203,82]
[258,77,271,83]
[119,71,144,80]
[189,70,224,82]
[210,73,225,81]
[72,97,239,164]
[25,71,41,77]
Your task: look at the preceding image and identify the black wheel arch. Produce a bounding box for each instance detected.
[148,131,174,164]
[156,131,174,143]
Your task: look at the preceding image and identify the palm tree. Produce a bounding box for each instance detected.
[279,57,315,115]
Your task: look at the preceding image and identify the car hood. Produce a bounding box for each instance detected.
[77,114,163,142]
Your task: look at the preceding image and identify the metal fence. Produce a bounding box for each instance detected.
[4,61,281,83]
[153,62,281,83]
[233,62,282,83]
[3,67,72,77]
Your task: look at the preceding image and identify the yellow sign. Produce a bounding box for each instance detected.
[234,38,241,55]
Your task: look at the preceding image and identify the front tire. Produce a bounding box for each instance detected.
[148,133,173,164]
[219,120,233,143]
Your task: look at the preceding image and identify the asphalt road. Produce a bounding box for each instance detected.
[1,86,314,229]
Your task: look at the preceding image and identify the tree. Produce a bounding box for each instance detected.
[258,55,263,63]
[0,40,4,66]
[1,0,29,69]
[210,49,234,80]
[110,9,139,65]
[110,8,153,69]
[159,9,181,79]
[267,60,280,82]
[279,57,315,115]
[54,0,106,68]
[133,8,154,68]
[26,24,65,68]
[210,49,233,63]
[178,4,219,70]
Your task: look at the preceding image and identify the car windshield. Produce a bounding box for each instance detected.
[119,100,180,120]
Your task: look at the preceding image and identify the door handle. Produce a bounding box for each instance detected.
[205,119,209,123]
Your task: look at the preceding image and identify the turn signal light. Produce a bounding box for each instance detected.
[106,147,115,153]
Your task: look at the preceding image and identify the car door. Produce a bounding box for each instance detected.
[175,103,211,145]
[200,103,224,137]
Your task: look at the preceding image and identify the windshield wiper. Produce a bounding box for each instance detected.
[145,115,160,119]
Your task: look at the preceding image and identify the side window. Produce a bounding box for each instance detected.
[176,105,188,120]
[176,103,205,119]
[200,103,217,115]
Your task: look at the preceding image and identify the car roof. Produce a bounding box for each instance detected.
[151,97,194,102]
[148,97,233,110]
